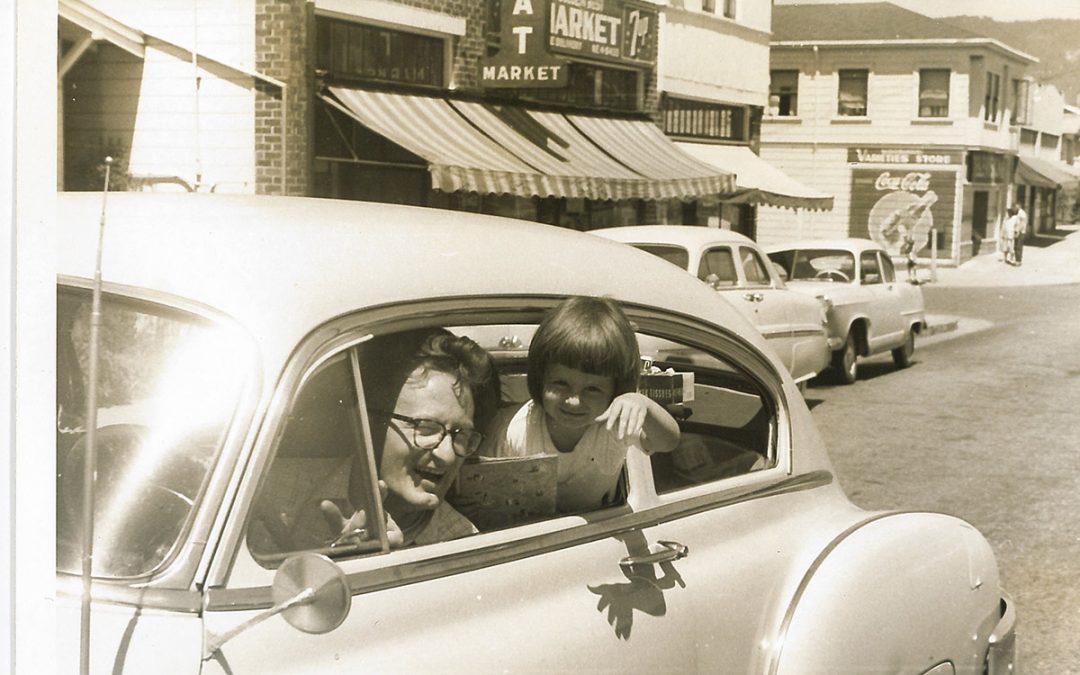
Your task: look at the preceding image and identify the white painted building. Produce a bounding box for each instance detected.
[757,2,1036,264]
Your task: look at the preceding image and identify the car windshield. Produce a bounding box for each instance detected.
[631,244,690,271]
[769,249,856,283]
[56,287,249,579]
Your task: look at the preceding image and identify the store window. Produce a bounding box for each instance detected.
[918,69,950,118]
[983,72,1001,123]
[522,63,641,112]
[662,97,746,141]
[768,70,799,117]
[316,17,444,88]
[837,69,868,117]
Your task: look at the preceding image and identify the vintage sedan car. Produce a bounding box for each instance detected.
[57,193,1012,674]
[591,226,829,388]
[766,238,927,384]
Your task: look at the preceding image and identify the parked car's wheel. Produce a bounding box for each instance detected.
[832,335,858,384]
[892,330,915,369]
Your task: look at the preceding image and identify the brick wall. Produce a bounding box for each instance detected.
[255,0,312,196]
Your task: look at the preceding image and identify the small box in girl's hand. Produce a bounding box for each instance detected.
[639,370,694,404]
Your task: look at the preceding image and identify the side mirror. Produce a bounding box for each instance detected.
[204,553,351,658]
[772,262,788,282]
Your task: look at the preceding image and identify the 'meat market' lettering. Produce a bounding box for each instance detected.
[482,64,563,82]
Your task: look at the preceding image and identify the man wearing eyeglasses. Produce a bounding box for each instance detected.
[322,328,500,548]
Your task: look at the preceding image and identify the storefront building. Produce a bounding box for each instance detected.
[1013,84,1080,234]
[654,0,832,239]
[757,3,1037,264]
[60,0,756,232]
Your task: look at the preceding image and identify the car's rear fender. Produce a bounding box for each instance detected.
[770,511,1006,675]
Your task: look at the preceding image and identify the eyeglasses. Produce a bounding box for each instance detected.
[371,410,484,458]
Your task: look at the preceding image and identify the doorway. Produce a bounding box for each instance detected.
[972,190,989,255]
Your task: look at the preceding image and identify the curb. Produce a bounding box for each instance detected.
[923,315,959,337]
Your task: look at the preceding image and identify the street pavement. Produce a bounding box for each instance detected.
[918,224,1080,338]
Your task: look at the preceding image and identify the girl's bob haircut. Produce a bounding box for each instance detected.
[527,296,640,404]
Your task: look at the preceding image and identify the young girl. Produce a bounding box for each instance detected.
[484,296,680,513]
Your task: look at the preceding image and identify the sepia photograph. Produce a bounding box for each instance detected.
[7,0,1080,672]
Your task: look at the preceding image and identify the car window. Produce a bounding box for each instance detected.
[247,351,383,563]
[860,251,882,284]
[245,313,778,567]
[57,287,247,579]
[880,252,896,282]
[648,346,774,493]
[769,249,855,282]
[699,247,737,285]
[740,246,771,286]
[632,244,690,271]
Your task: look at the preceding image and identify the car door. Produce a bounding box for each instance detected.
[199,305,700,674]
[858,250,904,353]
[736,245,796,374]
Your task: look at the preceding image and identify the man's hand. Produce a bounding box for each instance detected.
[320,480,404,548]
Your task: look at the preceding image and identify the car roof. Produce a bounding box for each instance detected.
[764,238,883,254]
[58,193,764,369]
[591,225,755,249]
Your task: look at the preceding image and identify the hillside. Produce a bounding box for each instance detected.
[941,16,1080,105]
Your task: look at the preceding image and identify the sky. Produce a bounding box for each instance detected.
[774,0,1080,22]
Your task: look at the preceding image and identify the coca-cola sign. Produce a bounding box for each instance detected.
[849,168,958,257]
[874,172,931,192]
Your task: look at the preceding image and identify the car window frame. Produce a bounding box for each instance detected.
[57,275,263,594]
[879,251,897,283]
[698,245,739,286]
[859,250,882,285]
[738,245,773,288]
[207,295,800,602]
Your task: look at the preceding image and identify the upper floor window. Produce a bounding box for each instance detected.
[983,72,1001,122]
[702,0,716,13]
[662,97,746,141]
[723,0,736,19]
[918,69,950,118]
[837,69,868,117]
[769,70,799,117]
[316,17,445,88]
[1011,79,1030,125]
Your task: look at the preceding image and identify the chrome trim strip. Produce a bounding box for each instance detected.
[205,470,833,611]
[768,510,915,675]
[56,573,203,612]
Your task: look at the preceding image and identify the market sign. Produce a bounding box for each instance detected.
[481,0,569,88]
[847,147,962,166]
[848,168,957,257]
[547,0,657,65]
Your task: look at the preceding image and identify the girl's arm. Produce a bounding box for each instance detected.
[596,392,681,454]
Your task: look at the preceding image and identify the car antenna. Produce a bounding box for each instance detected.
[79,156,112,675]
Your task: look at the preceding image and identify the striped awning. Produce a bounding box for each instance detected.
[675,142,834,211]
[325,87,735,201]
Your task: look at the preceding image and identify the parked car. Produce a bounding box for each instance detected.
[766,238,927,384]
[57,194,1012,674]
[592,226,829,388]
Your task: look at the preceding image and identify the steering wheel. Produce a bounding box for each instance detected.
[57,424,205,575]
[814,269,850,283]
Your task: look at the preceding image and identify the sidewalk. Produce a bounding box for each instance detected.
[924,224,1080,288]
[917,224,1080,338]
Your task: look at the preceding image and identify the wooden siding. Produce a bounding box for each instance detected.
[756,145,851,245]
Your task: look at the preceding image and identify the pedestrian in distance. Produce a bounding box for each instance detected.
[1014,203,1029,266]
[1001,206,1018,266]
[899,230,918,283]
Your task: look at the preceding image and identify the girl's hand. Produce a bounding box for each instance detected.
[595,392,650,441]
